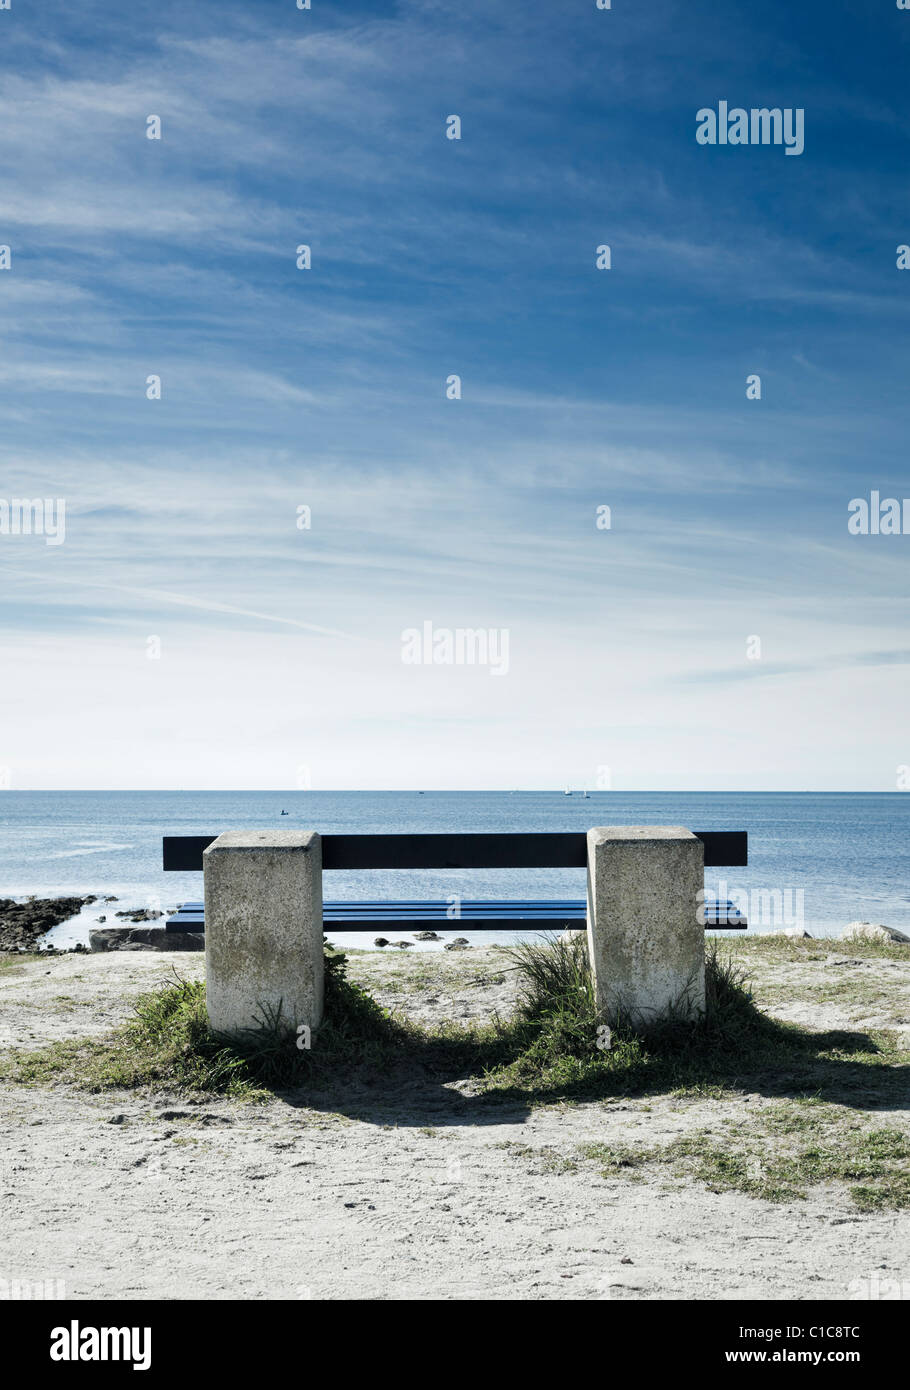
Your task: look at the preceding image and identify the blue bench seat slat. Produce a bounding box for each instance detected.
[166,898,747,932]
[173,900,589,910]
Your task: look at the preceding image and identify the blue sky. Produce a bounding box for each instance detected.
[1,0,908,789]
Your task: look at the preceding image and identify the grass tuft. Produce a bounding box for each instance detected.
[481,936,783,1095]
[0,951,411,1099]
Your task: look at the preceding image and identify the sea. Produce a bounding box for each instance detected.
[0,791,907,951]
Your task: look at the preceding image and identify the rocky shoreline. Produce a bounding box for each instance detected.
[0,896,97,952]
[0,896,173,954]
[90,926,202,952]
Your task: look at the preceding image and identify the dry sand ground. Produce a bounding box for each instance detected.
[1,942,909,1301]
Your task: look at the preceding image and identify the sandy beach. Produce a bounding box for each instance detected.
[2,937,908,1301]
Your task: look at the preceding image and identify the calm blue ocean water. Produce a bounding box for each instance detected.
[0,791,907,949]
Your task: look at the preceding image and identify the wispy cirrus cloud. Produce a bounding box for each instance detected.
[1,0,908,788]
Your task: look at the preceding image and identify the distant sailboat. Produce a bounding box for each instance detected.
[564,786,572,795]
[582,788,589,799]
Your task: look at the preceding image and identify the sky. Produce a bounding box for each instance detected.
[1,0,908,790]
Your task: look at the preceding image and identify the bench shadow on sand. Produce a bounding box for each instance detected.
[270,1016,910,1131]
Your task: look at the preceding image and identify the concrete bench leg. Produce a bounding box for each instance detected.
[586,826,705,1027]
[203,830,324,1040]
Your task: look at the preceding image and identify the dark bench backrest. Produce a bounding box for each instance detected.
[163,830,747,872]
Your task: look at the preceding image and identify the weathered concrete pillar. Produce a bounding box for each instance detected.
[203,830,323,1040]
[586,826,704,1027]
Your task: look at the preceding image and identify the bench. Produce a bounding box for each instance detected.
[167,826,748,1037]
[162,830,748,932]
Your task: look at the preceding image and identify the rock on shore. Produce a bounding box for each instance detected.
[90,927,203,952]
[0,896,95,952]
[843,922,910,945]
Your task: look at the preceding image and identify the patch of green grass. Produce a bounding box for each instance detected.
[495,1140,579,1176]
[50,995,94,1009]
[751,974,905,1009]
[577,1141,651,1173]
[576,1108,910,1209]
[724,934,910,965]
[0,952,412,1100]
[372,970,440,997]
